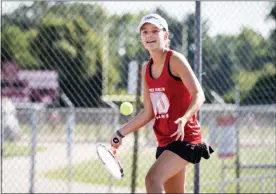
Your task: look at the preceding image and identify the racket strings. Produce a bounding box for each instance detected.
[97,145,124,179]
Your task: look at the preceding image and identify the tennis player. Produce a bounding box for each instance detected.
[110,13,214,193]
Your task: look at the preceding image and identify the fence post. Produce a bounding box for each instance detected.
[194,1,202,194]
[131,62,143,193]
[66,108,75,193]
[61,93,75,193]
[29,107,37,194]
[235,85,241,194]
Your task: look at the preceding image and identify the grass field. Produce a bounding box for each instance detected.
[14,122,275,192]
[20,123,116,142]
[3,142,47,158]
[43,146,275,193]
[20,122,275,144]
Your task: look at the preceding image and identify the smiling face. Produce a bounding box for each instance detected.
[140,23,168,51]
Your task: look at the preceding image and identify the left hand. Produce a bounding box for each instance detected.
[170,117,188,141]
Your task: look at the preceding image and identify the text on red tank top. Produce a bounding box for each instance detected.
[145,50,202,146]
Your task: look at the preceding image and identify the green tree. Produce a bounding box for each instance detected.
[202,35,236,99]
[1,25,38,68]
[183,13,209,69]
[202,25,273,104]
[268,2,276,66]
[239,2,276,105]
[30,14,105,107]
[239,2,276,104]
[107,12,149,93]
[242,74,276,105]
[45,2,108,32]
[235,27,270,71]
[2,1,49,30]
[46,2,124,95]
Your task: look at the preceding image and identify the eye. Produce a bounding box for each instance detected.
[141,30,148,35]
[153,30,159,34]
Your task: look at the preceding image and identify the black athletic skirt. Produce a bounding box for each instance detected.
[156,141,214,164]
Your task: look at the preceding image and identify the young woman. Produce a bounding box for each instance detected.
[110,13,214,193]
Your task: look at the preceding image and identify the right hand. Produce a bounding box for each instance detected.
[110,133,123,149]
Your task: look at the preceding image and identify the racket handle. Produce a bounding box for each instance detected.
[110,146,116,155]
[112,137,120,155]
[113,137,120,144]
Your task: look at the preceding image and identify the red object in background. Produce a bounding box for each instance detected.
[1,79,30,103]
[216,115,236,126]
[1,61,19,80]
[1,61,59,104]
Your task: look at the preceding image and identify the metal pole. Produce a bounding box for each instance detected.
[66,110,74,193]
[194,1,202,194]
[102,24,110,95]
[29,108,37,193]
[131,62,142,193]
[235,85,240,193]
[61,93,74,193]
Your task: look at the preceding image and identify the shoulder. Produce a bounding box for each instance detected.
[169,50,190,74]
[170,50,188,65]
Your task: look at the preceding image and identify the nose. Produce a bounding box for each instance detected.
[146,31,154,38]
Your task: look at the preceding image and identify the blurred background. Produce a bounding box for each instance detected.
[1,1,275,193]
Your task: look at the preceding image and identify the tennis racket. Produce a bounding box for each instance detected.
[96,137,124,179]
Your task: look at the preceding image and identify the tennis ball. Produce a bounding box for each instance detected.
[120,102,133,116]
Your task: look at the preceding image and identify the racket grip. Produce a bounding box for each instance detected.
[112,137,120,155]
[113,137,120,144]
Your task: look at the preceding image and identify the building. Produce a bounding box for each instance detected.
[1,61,59,104]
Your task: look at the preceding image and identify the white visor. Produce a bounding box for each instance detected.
[137,13,168,33]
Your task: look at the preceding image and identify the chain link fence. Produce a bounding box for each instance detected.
[1,1,276,193]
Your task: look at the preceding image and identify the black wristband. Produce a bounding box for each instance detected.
[116,130,125,138]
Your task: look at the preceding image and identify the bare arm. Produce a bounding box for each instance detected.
[118,64,155,137]
[171,51,205,120]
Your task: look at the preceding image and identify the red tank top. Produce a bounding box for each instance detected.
[145,50,202,147]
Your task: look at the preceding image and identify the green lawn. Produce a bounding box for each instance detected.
[18,122,275,192]
[21,123,116,142]
[3,142,47,158]
[21,122,276,144]
[43,146,275,193]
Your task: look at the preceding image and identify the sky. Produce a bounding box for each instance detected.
[2,1,275,37]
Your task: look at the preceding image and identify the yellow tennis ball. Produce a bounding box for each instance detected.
[120,102,133,116]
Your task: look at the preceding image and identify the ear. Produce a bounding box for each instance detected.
[164,31,169,40]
